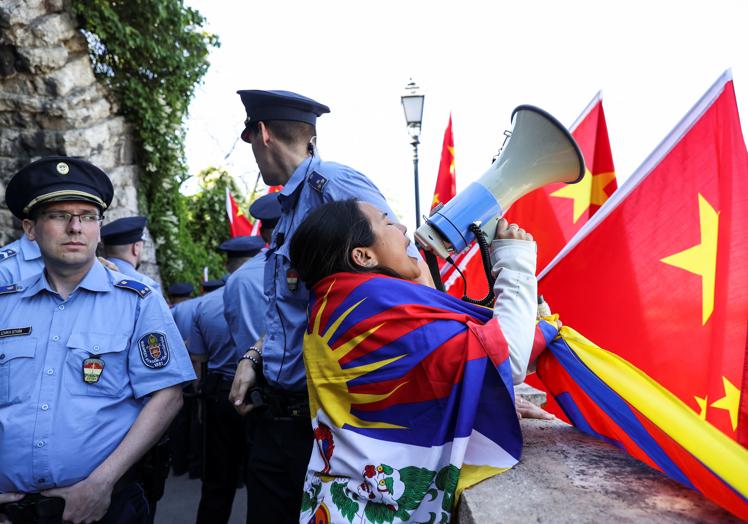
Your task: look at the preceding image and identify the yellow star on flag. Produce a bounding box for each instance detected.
[694,394,708,420]
[448,145,455,175]
[550,169,616,223]
[660,194,719,325]
[710,376,741,431]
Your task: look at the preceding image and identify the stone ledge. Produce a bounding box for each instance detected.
[458,419,739,523]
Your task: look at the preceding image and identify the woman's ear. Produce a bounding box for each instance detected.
[351,246,377,268]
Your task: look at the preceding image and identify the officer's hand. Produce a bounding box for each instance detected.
[495,218,533,242]
[0,492,24,524]
[42,475,113,524]
[230,358,258,416]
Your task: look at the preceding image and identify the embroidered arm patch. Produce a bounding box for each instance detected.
[138,332,171,369]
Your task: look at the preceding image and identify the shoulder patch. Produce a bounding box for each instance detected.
[0,249,17,261]
[0,283,22,295]
[114,279,152,298]
[138,332,171,369]
[308,171,328,193]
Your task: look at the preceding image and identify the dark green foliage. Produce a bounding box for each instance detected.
[71,0,220,288]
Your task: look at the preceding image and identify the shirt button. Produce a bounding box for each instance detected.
[47,368,54,375]
[93,345,100,351]
[58,305,65,311]
[38,478,46,484]
[36,440,45,448]
[41,403,49,411]
[52,335,60,341]
[0,354,5,361]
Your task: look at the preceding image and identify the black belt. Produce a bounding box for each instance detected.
[260,386,310,419]
[0,469,138,524]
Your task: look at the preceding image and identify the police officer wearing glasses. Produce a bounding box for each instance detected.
[0,157,195,524]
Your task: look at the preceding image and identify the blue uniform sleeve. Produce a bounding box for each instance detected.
[188,300,208,357]
[322,166,422,259]
[127,292,196,398]
[224,263,267,355]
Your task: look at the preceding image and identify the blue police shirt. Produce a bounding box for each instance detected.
[263,155,420,391]
[223,249,267,357]
[0,235,44,285]
[171,298,199,349]
[189,287,236,378]
[0,261,195,493]
[108,257,162,294]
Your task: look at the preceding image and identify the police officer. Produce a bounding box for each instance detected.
[0,232,43,285]
[227,90,433,523]
[191,236,264,524]
[223,193,281,363]
[0,156,196,524]
[100,216,162,294]
[167,282,194,307]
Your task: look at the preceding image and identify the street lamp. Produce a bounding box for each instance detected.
[401,79,425,228]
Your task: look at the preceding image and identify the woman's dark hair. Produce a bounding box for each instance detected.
[290,199,400,288]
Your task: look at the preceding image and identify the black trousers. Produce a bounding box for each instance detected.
[245,414,314,524]
[195,379,249,524]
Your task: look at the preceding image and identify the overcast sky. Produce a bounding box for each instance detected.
[183,0,748,233]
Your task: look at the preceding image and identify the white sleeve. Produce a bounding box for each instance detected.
[490,239,537,385]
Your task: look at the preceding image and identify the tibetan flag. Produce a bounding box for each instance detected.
[535,320,748,520]
[503,92,617,273]
[538,70,748,444]
[225,188,252,238]
[249,185,283,236]
[431,114,456,211]
[299,272,522,524]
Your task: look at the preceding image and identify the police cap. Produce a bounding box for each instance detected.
[237,90,330,142]
[218,236,265,258]
[167,282,194,297]
[101,216,148,246]
[202,279,225,292]
[249,192,282,228]
[5,156,114,219]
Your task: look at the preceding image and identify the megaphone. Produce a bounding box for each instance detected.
[415,105,585,259]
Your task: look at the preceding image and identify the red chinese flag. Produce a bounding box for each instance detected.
[504,92,618,273]
[225,188,253,238]
[431,114,456,211]
[538,71,748,445]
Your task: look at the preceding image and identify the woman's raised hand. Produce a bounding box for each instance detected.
[495,218,533,242]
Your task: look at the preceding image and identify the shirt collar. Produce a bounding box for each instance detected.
[20,234,41,261]
[108,257,134,271]
[20,260,111,298]
[277,155,319,212]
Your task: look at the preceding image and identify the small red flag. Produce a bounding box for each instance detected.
[431,114,456,211]
[225,188,253,238]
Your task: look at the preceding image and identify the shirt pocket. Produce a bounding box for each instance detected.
[0,337,37,406]
[64,332,130,397]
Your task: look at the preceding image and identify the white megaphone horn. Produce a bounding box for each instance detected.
[415,105,585,259]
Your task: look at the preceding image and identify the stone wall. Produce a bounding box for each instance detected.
[0,0,160,284]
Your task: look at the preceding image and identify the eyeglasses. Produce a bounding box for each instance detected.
[39,211,104,224]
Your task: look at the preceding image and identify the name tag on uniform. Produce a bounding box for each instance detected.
[83,358,105,384]
[0,326,31,338]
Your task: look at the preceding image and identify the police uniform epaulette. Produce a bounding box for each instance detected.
[114,279,152,298]
[0,283,22,295]
[308,171,328,193]
[0,249,17,261]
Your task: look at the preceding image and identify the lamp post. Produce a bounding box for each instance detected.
[401,80,425,228]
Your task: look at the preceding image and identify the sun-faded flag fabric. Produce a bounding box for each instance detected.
[299,272,522,524]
